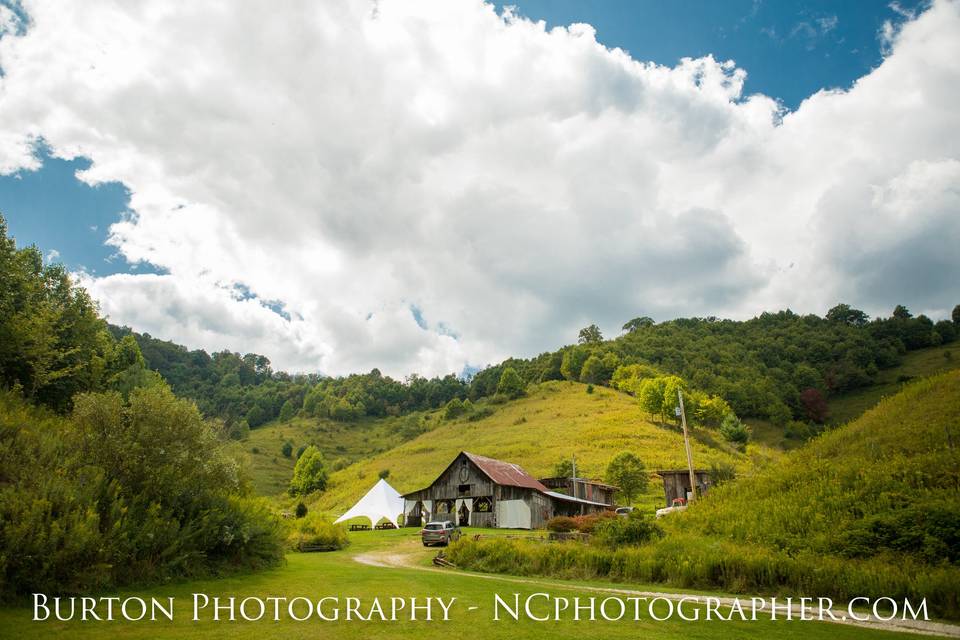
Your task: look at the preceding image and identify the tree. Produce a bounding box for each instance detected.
[579,354,606,384]
[496,367,525,398]
[659,376,687,423]
[281,440,294,458]
[953,304,960,326]
[560,347,589,381]
[279,398,298,422]
[553,458,574,478]
[245,404,267,428]
[290,445,328,495]
[578,324,603,344]
[606,452,648,504]
[637,377,667,423]
[935,319,957,343]
[826,303,869,327]
[443,397,467,420]
[622,316,654,333]
[799,388,829,423]
[719,414,750,445]
[378,469,390,479]
[893,305,912,320]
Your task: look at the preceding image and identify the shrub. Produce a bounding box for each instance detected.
[443,398,466,420]
[378,468,390,479]
[586,384,594,394]
[546,516,578,533]
[281,440,293,458]
[467,406,495,421]
[295,502,308,518]
[572,511,617,534]
[289,514,349,551]
[592,511,664,548]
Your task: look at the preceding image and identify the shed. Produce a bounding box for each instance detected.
[657,469,712,506]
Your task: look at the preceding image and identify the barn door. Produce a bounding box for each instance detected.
[458,502,470,527]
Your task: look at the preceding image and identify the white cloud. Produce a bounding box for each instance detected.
[1,0,958,376]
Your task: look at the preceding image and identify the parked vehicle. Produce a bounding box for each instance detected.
[421,521,462,546]
[615,506,634,517]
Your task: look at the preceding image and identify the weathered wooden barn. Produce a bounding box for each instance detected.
[403,451,613,529]
[657,469,712,506]
[539,476,618,508]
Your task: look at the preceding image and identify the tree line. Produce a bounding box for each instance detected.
[0,215,283,599]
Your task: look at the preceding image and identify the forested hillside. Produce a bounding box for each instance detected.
[117,303,960,443]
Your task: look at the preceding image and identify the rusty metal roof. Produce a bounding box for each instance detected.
[464,452,548,492]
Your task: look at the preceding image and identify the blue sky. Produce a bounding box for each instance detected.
[0,0,955,376]
[1,0,922,278]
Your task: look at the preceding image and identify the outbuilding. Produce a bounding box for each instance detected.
[403,451,613,529]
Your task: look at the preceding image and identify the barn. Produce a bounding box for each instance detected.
[402,451,613,529]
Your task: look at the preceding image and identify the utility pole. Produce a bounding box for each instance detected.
[571,454,578,499]
[678,389,697,503]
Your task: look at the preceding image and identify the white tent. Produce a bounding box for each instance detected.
[334,478,405,528]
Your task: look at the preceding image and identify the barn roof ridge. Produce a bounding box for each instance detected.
[461,451,549,492]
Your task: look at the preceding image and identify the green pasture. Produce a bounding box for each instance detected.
[0,528,928,640]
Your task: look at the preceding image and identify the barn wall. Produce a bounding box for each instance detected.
[496,499,531,528]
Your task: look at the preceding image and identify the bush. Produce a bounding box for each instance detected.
[592,511,664,548]
[443,398,467,420]
[546,516,578,533]
[289,514,349,551]
[281,440,293,458]
[572,511,617,534]
[378,468,390,479]
[295,502,308,518]
[467,406,495,421]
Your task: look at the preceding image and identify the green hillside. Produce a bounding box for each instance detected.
[674,369,960,560]
[826,340,960,425]
[307,381,774,514]
[225,411,435,495]
[450,371,960,618]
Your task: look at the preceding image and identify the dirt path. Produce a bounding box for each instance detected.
[353,549,960,639]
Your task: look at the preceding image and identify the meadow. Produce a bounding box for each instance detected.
[306,381,775,515]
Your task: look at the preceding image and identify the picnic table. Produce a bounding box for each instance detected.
[374,522,397,530]
[349,523,370,531]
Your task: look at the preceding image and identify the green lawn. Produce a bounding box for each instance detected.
[0,529,929,639]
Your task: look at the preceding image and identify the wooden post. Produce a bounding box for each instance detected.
[678,389,697,503]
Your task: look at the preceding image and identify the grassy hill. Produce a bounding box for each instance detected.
[307,381,774,514]
[225,411,435,495]
[675,369,960,556]
[449,371,960,618]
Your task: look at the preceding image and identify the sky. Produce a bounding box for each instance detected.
[0,0,957,377]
